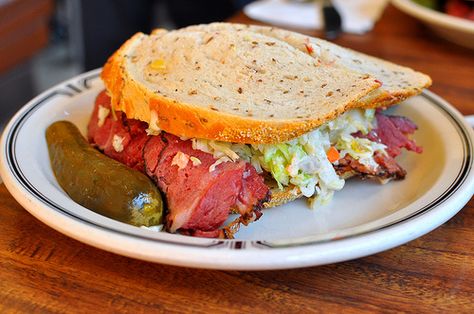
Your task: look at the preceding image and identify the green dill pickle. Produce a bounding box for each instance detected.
[45,121,163,226]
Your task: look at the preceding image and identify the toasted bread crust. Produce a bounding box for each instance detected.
[103,62,373,144]
[184,23,432,109]
[263,184,303,208]
[101,30,380,144]
[102,24,430,144]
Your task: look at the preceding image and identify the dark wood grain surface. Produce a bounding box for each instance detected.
[1,4,474,313]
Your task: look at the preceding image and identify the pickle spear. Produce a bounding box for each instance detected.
[46,121,163,227]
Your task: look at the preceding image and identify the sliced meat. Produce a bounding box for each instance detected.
[88,91,270,237]
[342,112,421,181]
[87,90,111,143]
[367,113,422,158]
[373,151,406,180]
[88,91,148,171]
[143,133,269,233]
[386,115,418,134]
[187,229,222,238]
[335,151,406,181]
[236,164,270,215]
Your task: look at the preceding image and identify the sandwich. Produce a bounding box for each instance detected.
[87,23,431,238]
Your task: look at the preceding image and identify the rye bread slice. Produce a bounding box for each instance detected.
[184,23,432,109]
[101,26,381,144]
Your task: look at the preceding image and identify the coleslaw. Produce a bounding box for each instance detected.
[192,109,387,208]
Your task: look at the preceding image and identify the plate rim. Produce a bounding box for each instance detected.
[392,0,474,33]
[1,69,473,270]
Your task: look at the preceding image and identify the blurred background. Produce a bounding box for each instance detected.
[0,0,254,130]
[1,0,473,130]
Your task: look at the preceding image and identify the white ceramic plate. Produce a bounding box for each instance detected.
[1,69,473,270]
[392,0,474,49]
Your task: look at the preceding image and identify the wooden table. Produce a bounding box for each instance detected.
[1,4,473,313]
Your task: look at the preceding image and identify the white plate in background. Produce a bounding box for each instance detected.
[393,0,474,49]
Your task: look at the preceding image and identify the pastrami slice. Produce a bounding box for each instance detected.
[88,91,270,236]
[88,91,149,171]
[371,113,422,157]
[143,133,267,233]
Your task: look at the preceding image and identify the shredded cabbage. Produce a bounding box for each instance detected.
[189,109,387,208]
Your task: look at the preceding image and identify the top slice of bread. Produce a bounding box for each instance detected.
[184,23,432,109]
[102,26,381,144]
[101,23,429,144]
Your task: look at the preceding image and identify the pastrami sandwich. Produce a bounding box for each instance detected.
[87,23,431,238]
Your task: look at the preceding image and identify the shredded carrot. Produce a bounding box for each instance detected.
[326,146,340,163]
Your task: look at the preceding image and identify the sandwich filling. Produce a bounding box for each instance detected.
[187,108,421,207]
[88,91,421,237]
[88,91,270,238]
